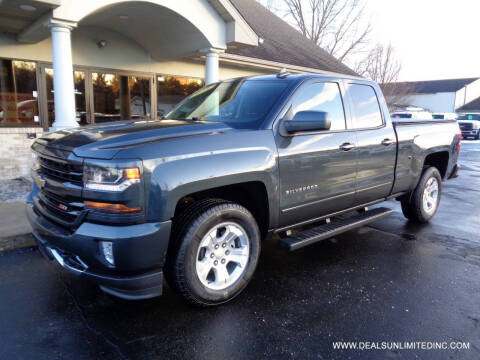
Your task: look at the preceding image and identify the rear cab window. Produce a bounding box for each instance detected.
[346,84,384,129]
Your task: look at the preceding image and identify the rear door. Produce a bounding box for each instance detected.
[275,79,357,227]
[343,81,397,205]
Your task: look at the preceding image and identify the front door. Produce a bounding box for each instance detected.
[276,80,357,227]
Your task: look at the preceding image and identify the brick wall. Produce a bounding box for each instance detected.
[0,127,43,180]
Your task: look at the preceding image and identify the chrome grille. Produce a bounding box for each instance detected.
[459,122,473,131]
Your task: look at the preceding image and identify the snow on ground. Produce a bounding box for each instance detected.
[0,178,32,203]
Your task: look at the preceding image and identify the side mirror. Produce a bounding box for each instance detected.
[282,111,331,134]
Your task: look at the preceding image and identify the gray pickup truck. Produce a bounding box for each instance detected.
[27,73,461,306]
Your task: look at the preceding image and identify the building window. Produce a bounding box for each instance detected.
[0,59,39,127]
[45,68,87,127]
[92,73,151,123]
[157,75,204,117]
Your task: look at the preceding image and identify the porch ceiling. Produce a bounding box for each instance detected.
[79,2,212,60]
[12,0,258,58]
[0,0,59,34]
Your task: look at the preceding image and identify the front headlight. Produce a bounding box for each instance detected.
[83,165,141,191]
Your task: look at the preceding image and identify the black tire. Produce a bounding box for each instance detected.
[400,167,442,223]
[476,132,480,140]
[400,200,415,221]
[164,199,261,307]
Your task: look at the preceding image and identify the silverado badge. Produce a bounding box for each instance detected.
[285,184,318,195]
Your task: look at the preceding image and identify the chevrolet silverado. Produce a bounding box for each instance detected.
[27,73,461,306]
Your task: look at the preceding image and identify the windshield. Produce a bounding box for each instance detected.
[167,79,289,129]
[458,114,480,120]
[392,113,412,119]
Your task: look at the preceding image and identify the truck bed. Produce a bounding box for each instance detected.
[391,119,460,195]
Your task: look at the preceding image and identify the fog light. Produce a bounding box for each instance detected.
[100,241,114,266]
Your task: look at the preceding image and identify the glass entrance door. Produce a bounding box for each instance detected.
[92,72,151,123]
[39,66,153,129]
[42,66,88,128]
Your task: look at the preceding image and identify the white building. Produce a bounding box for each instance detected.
[385,78,480,113]
[0,0,355,180]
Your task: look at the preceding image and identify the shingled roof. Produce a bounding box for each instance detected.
[390,78,478,94]
[228,0,357,76]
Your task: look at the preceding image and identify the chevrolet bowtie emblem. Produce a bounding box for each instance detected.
[35,175,46,189]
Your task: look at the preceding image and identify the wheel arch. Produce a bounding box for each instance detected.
[172,181,271,239]
[423,151,449,179]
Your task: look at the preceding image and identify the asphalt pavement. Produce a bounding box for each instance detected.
[0,141,479,360]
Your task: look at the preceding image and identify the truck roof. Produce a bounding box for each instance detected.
[227,72,366,83]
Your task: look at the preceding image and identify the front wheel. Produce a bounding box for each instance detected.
[401,167,442,223]
[164,199,261,307]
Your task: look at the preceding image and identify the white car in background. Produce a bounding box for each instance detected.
[432,113,458,120]
[457,113,480,140]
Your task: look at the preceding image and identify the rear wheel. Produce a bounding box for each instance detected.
[164,199,261,307]
[401,167,442,223]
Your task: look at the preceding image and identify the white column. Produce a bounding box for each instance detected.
[50,23,77,131]
[204,48,223,85]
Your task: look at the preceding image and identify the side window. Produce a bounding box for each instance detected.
[292,82,346,130]
[347,84,383,129]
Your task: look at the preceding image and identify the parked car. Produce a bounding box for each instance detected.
[433,113,458,120]
[391,110,433,120]
[27,73,461,306]
[457,113,480,140]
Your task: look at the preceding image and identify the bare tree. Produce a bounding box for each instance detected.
[355,42,401,83]
[273,0,372,63]
[256,0,278,11]
[354,42,412,111]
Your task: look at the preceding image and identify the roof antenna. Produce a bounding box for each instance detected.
[277,68,290,78]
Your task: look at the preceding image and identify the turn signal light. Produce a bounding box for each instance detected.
[125,167,141,180]
[85,201,141,213]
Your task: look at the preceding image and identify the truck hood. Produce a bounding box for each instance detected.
[35,119,233,159]
[458,120,478,126]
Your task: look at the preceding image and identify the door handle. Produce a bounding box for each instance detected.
[339,142,355,151]
[381,138,394,146]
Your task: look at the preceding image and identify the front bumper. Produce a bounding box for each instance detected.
[461,129,479,138]
[26,204,172,300]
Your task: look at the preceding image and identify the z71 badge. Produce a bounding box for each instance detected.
[285,184,318,195]
[58,203,68,211]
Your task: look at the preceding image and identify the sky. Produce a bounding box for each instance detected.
[365,0,480,81]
